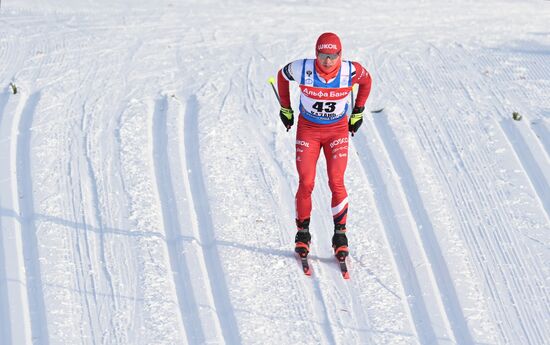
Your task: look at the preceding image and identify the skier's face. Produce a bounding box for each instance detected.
[317,51,340,69]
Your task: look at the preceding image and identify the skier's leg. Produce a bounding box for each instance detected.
[295,127,321,224]
[323,132,349,226]
[323,125,350,258]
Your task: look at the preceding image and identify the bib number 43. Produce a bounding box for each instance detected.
[312,101,336,113]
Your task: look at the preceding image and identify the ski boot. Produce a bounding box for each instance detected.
[294,218,311,258]
[332,223,349,261]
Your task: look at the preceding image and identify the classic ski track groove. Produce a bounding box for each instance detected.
[457,50,547,344]
[393,47,550,344]
[0,90,14,343]
[0,91,34,344]
[0,208,10,345]
[498,114,550,219]
[151,95,204,344]
[353,128,440,344]
[0,90,13,345]
[182,94,242,344]
[415,108,549,345]
[15,92,51,345]
[529,121,550,158]
[372,114,474,344]
[418,112,549,345]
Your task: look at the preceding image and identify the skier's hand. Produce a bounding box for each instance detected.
[279,106,294,131]
[349,106,364,136]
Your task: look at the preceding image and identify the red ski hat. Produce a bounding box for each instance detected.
[316,32,342,55]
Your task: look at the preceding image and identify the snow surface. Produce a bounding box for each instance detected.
[0,0,549,344]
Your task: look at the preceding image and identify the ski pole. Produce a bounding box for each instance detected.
[268,76,291,132]
[351,84,356,137]
[351,83,356,110]
[267,76,281,105]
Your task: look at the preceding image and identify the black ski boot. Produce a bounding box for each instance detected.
[332,223,349,261]
[294,218,311,258]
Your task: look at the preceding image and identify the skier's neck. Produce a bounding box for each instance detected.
[315,60,340,81]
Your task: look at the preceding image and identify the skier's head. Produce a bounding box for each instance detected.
[315,32,342,73]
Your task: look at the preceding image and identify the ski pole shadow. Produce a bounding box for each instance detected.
[0,207,167,240]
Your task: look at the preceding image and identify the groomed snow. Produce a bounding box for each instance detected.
[1,1,549,344]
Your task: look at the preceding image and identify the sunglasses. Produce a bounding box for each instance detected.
[318,51,340,60]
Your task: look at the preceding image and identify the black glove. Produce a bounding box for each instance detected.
[348,106,364,135]
[279,107,294,131]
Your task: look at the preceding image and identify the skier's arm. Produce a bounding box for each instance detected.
[277,66,293,130]
[352,62,372,108]
[277,69,291,108]
[349,62,372,135]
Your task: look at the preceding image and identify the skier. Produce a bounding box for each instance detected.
[276,32,372,263]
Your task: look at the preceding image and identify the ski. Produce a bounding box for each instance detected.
[298,255,312,276]
[295,238,311,276]
[337,256,350,280]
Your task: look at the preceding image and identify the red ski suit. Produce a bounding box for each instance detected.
[278,59,372,226]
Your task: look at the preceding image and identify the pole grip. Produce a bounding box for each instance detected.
[267,76,281,106]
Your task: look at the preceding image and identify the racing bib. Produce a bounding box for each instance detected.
[299,59,352,124]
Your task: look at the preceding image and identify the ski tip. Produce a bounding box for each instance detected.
[342,271,350,280]
[304,268,312,276]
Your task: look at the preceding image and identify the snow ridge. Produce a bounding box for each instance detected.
[151,95,198,343]
[1,1,549,344]
[182,94,242,344]
[14,92,50,345]
[353,127,442,343]
[373,114,474,344]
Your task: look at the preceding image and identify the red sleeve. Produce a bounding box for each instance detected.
[277,69,291,108]
[351,62,372,108]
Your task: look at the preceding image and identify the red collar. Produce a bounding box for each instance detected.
[315,59,341,82]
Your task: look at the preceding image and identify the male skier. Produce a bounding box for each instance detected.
[276,32,372,262]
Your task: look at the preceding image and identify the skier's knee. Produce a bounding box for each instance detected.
[299,179,315,195]
[328,178,344,193]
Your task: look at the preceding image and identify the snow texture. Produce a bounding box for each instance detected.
[0,0,549,344]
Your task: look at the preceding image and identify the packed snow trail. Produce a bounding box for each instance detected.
[1,1,550,344]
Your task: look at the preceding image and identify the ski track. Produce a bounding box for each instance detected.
[317,236,372,345]
[499,119,550,218]
[152,94,214,344]
[454,51,549,345]
[15,92,50,345]
[0,90,12,345]
[373,114,474,344]
[530,121,550,158]
[353,128,440,344]
[1,2,549,344]
[0,209,10,345]
[386,46,550,345]
[182,94,242,344]
[0,90,35,345]
[308,169,373,345]
[81,100,120,345]
[306,267,339,345]
[67,148,100,345]
[419,110,548,345]
[117,97,188,344]
[64,54,109,345]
